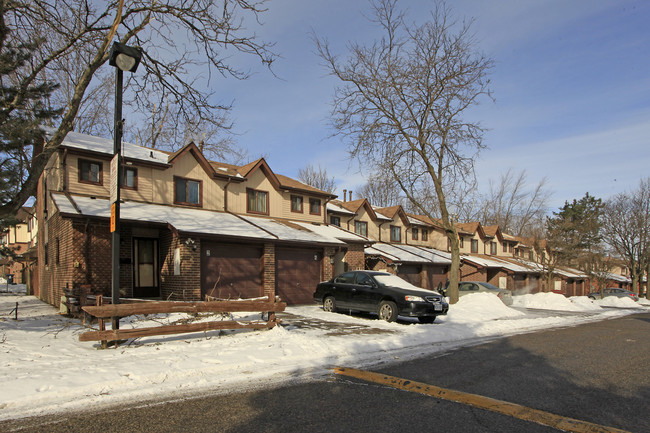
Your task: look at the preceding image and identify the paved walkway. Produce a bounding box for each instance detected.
[276,311,397,336]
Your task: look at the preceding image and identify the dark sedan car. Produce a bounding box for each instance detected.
[313,271,449,323]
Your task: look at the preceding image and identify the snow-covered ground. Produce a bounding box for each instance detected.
[1,283,648,421]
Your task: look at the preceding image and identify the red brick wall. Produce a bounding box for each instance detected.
[460,262,486,282]
[487,270,511,290]
[345,243,365,271]
[323,247,336,281]
[263,243,276,299]
[160,231,201,301]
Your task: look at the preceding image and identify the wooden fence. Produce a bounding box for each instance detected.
[79,298,286,344]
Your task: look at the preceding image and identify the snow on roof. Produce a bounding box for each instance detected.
[53,129,169,165]
[604,272,631,283]
[390,244,452,264]
[52,194,348,245]
[52,194,275,239]
[293,222,370,243]
[239,216,345,245]
[462,255,532,273]
[364,246,400,261]
[371,207,393,221]
[407,215,429,226]
[367,243,430,263]
[554,267,588,279]
[326,202,356,215]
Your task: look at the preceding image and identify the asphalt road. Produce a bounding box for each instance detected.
[2,311,648,433]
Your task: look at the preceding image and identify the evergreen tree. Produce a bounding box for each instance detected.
[0,2,60,223]
[546,193,603,267]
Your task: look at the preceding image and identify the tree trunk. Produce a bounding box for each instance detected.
[447,232,460,304]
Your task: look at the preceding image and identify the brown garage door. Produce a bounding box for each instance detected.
[201,243,262,300]
[423,265,447,291]
[276,248,321,305]
[398,264,422,287]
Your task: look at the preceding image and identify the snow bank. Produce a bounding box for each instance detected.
[445,292,525,322]
[0,291,645,422]
[638,297,650,306]
[511,292,601,311]
[595,296,644,309]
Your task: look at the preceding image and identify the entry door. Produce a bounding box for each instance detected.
[134,238,160,298]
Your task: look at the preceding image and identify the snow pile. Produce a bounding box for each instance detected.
[445,292,525,321]
[595,296,644,309]
[568,296,604,311]
[511,292,599,311]
[0,290,646,422]
[638,297,650,306]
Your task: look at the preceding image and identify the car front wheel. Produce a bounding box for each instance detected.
[378,301,398,322]
[323,296,337,312]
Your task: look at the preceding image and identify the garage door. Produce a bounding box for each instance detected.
[201,243,262,300]
[276,248,322,305]
[398,264,421,287]
[424,265,447,291]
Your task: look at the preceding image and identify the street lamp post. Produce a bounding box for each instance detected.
[109,42,142,332]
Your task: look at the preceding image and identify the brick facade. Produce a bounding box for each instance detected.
[160,231,201,301]
[345,243,365,271]
[263,243,276,299]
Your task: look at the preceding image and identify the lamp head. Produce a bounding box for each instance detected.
[109,42,143,72]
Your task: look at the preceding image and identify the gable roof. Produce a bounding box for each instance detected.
[482,225,503,241]
[335,199,385,220]
[168,141,227,180]
[456,221,487,237]
[374,205,410,225]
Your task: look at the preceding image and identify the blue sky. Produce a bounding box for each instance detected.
[209,0,650,210]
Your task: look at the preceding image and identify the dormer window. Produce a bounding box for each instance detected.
[78,159,103,185]
[247,188,268,214]
[471,239,478,254]
[390,225,401,242]
[354,221,368,237]
[412,228,419,240]
[175,176,202,206]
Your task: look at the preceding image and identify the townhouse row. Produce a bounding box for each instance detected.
[2,130,634,307]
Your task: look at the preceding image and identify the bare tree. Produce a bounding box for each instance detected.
[601,178,650,296]
[357,164,405,208]
[480,169,551,236]
[298,164,336,194]
[315,0,493,303]
[0,0,276,219]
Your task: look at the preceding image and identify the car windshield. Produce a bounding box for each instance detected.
[373,274,432,295]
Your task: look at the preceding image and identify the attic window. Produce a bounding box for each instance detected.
[390,225,401,242]
[174,176,202,207]
[78,159,103,185]
[247,188,268,215]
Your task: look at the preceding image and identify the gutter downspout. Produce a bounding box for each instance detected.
[61,148,68,192]
[223,177,233,211]
[324,197,333,224]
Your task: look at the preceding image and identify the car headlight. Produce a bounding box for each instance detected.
[405,295,425,302]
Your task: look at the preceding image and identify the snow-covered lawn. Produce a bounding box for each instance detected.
[1,285,647,421]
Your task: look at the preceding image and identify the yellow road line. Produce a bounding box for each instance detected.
[334,367,631,433]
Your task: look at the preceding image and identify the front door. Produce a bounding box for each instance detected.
[133,238,160,298]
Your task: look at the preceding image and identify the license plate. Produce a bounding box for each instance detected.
[434,304,442,311]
